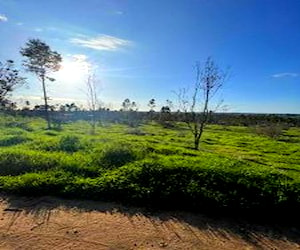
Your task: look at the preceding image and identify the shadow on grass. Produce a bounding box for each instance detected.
[1,194,300,249]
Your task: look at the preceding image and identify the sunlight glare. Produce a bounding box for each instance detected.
[56,55,90,84]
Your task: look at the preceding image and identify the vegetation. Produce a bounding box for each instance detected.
[177,57,228,150]
[0,60,26,109]
[0,113,299,220]
[20,39,62,129]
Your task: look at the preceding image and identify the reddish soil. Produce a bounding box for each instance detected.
[0,195,299,249]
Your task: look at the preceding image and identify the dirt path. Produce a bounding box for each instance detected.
[0,195,299,250]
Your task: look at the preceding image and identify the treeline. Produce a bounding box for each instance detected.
[3,109,300,127]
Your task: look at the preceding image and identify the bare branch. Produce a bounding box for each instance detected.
[176,57,229,149]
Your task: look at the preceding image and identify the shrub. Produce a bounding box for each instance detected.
[104,158,296,213]
[252,123,287,139]
[0,115,33,131]
[0,135,30,146]
[0,171,72,195]
[0,150,63,175]
[29,135,84,153]
[0,150,86,176]
[95,144,143,169]
[58,135,82,153]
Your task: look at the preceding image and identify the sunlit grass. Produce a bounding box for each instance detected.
[0,114,299,216]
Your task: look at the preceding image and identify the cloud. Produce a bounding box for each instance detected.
[69,54,92,71]
[71,54,88,62]
[272,72,299,78]
[16,22,23,26]
[0,14,8,22]
[34,27,43,32]
[113,11,123,15]
[14,95,86,104]
[70,35,132,51]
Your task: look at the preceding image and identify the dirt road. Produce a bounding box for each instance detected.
[0,195,299,249]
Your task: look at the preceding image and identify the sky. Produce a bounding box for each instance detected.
[0,0,299,113]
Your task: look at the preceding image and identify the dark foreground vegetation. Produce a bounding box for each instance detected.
[0,112,299,223]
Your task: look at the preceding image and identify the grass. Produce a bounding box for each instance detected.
[0,114,299,219]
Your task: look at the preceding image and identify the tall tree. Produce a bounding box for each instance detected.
[20,39,62,129]
[177,57,228,150]
[0,60,26,109]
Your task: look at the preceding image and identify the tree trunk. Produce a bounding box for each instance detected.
[90,110,96,134]
[194,134,200,150]
[41,75,51,129]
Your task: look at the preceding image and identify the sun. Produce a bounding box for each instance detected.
[56,56,90,83]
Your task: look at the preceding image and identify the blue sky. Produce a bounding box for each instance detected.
[0,0,299,113]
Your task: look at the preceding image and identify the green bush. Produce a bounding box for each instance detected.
[0,171,72,195]
[0,153,299,218]
[95,144,144,169]
[0,135,30,146]
[0,115,33,131]
[30,135,84,153]
[60,154,100,177]
[58,135,83,153]
[95,158,297,212]
[0,150,75,176]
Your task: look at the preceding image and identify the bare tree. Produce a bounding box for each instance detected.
[176,57,228,150]
[20,39,62,129]
[86,72,101,133]
[0,60,26,109]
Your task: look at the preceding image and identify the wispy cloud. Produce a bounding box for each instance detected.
[70,35,132,51]
[113,10,123,15]
[34,27,43,32]
[0,14,8,22]
[14,95,86,104]
[16,22,23,26]
[272,72,299,78]
[68,53,92,71]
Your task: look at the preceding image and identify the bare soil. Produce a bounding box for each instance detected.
[0,195,299,249]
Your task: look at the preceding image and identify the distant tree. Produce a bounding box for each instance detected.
[176,57,228,150]
[0,60,26,109]
[148,98,156,112]
[147,98,156,121]
[34,104,56,111]
[121,98,138,111]
[161,99,173,113]
[60,102,79,112]
[120,98,139,126]
[21,100,31,111]
[166,99,173,111]
[160,106,171,113]
[159,99,174,127]
[121,98,131,111]
[20,39,62,129]
[130,101,138,111]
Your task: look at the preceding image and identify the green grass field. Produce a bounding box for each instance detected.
[0,114,300,219]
